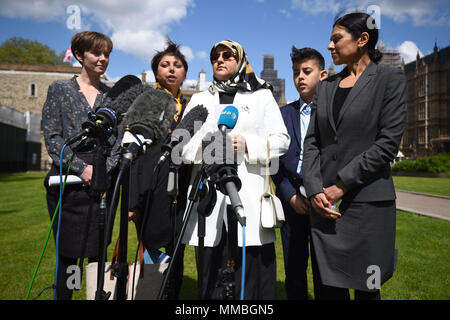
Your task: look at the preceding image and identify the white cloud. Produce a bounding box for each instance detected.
[196,51,207,60]
[289,0,450,26]
[397,40,423,64]
[279,9,292,18]
[0,0,195,59]
[290,0,342,15]
[356,0,450,27]
[0,0,65,21]
[180,45,194,61]
[143,70,156,83]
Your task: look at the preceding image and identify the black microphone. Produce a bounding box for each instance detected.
[64,75,143,146]
[103,74,142,105]
[64,109,117,146]
[108,78,152,124]
[215,106,245,225]
[202,105,245,225]
[118,88,177,170]
[157,104,209,166]
[64,127,91,145]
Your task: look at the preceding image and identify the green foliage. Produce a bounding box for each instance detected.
[392,153,450,173]
[0,37,70,66]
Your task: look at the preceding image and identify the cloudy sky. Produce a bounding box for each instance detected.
[1,0,449,102]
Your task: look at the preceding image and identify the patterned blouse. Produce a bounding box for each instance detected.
[42,76,110,175]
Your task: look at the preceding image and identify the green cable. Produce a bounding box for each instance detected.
[25,155,75,300]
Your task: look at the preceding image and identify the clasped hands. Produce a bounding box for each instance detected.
[311,181,347,219]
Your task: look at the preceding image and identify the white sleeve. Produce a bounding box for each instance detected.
[242,90,290,164]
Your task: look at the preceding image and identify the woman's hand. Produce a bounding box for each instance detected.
[230,134,247,153]
[311,192,341,219]
[289,194,310,215]
[323,181,347,204]
[80,165,93,186]
[128,207,142,224]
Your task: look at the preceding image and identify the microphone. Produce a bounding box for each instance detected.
[108,77,152,124]
[204,105,245,225]
[64,75,143,146]
[118,88,177,170]
[103,74,142,105]
[157,104,209,166]
[218,105,239,134]
[64,108,117,146]
[216,106,245,224]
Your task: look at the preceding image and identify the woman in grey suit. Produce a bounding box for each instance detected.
[302,12,406,300]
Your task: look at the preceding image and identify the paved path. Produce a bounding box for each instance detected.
[396,190,450,221]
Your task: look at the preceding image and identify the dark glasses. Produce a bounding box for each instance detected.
[211,51,235,61]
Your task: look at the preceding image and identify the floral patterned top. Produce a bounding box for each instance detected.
[42,76,110,175]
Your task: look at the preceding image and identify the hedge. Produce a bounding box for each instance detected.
[392,153,450,173]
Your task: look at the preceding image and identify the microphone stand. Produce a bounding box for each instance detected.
[113,168,130,300]
[210,164,246,300]
[89,135,114,301]
[157,164,208,300]
[197,199,205,300]
[167,162,180,247]
[166,160,180,299]
[94,147,133,300]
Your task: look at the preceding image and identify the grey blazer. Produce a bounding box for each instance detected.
[301,61,406,290]
[302,61,406,202]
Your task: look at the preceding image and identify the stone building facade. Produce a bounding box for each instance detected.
[0,63,203,172]
[0,64,82,171]
[260,54,287,106]
[401,44,450,158]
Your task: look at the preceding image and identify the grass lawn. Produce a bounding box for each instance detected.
[0,172,449,300]
[393,176,450,197]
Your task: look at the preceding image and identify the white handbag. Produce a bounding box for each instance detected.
[85,240,168,300]
[260,140,285,228]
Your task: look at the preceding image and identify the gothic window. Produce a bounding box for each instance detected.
[418,102,425,120]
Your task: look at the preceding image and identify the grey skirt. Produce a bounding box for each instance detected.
[310,200,397,291]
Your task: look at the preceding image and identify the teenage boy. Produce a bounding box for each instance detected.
[272,47,327,300]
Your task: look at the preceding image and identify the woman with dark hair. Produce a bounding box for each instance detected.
[42,31,113,300]
[151,40,188,122]
[302,12,406,300]
[180,40,289,300]
[127,39,189,299]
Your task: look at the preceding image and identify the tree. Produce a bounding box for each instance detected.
[0,37,70,66]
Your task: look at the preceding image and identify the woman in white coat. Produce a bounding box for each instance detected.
[180,40,289,299]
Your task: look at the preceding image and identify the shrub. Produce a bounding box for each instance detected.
[392,153,450,173]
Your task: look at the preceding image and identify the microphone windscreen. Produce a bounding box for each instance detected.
[218,105,239,130]
[174,104,209,137]
[105,75,142,102]
[110,82,152,123]
[121,88,176,144]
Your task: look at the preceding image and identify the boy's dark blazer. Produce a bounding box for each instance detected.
[272,99,305,204]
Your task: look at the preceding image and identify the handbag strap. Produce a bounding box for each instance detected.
[110,237,145,280]
[264,139,276,195]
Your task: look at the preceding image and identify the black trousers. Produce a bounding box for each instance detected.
[280,211,320,300]
[55,255,98,300]
[163,243,185,300]
[195,223,276,300]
